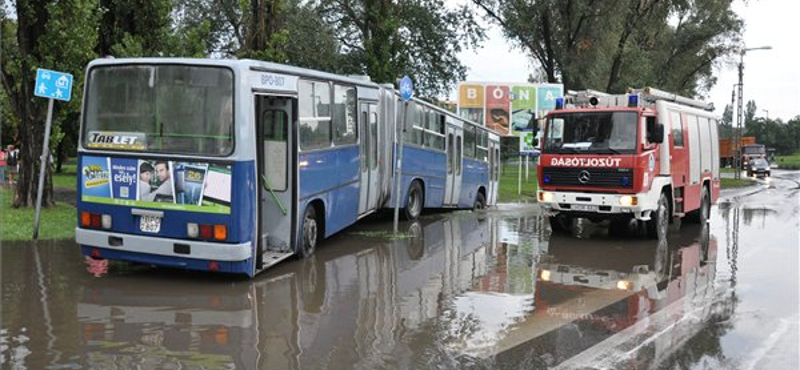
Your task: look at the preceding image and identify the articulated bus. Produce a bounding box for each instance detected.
[75,58,500,277]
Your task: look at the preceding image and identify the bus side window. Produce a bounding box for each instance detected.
[299,80,332,150]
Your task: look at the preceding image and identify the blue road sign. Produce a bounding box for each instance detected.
[34,68,73,102]
[399,76,413,102]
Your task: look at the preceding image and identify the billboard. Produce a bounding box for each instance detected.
[456,82,564,137]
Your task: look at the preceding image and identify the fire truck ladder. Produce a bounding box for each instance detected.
[564,87,713,111]
[628,87,714,111]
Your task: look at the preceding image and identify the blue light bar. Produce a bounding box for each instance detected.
[555,97,564,109]
[628,94,639,107]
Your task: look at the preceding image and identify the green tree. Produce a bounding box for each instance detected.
[318,0,484,97]
[473,0,742,96]
[2,0,97,208]
[96,0,171,56]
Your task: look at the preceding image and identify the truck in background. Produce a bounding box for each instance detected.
[719,136,755,167]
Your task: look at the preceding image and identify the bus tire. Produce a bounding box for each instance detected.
[300,205,319,258]
[647,192,670,240]
[404,181,423,221]
[473,191,486,211]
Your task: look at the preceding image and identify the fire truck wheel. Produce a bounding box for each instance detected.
[549,214,574,233]
[686,187,710,224]
[609,218,633,236]
[647,192,669,240]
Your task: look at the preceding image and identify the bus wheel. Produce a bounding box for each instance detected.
[300,206,319,258]
[647,192,669,240]
[473,192,486,211]
[404,181,423,221]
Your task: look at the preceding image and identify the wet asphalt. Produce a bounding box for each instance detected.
[1,170,798,370]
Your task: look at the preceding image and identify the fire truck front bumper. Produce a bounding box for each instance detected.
[537,190,658,221]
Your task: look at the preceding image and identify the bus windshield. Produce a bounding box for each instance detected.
[83,65,234,156]
[543,111,638,155]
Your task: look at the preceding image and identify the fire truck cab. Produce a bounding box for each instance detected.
[537,87,721,239]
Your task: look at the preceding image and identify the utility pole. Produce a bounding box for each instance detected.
[733,46,772,180]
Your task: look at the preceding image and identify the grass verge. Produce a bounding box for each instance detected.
[775,152,800,170]
[720,178,755,188]
[1,186,76,240]
[499,161,538,203]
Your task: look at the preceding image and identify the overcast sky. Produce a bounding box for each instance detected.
[455,0,799,122]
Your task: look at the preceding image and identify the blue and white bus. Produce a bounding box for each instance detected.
[75,58,500,276]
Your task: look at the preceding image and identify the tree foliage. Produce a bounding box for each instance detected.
[473,0,743,96]
[318,0,484,97]
[2,0,97,207]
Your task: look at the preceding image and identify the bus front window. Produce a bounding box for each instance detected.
[543,112,638,155]
[83,65,234,156]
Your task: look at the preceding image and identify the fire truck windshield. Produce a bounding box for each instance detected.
[544,111,638,155]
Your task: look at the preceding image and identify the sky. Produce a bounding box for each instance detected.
[455,0,800,122]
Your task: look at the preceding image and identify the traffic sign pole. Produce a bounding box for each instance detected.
[32,68,73,239]
[394,76,413,233]
[393,102,408,233]
[33,99,54,240]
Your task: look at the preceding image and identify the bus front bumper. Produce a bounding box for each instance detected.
[76,228,252,262]
[537,190,657,221]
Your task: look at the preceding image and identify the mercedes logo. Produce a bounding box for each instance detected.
[578,170,591,184]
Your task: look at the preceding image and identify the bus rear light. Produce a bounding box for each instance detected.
[213,225,227,240]
[187,223,199,238]
[208,261,220,272]
[81,212,92,227]
[90,213,102,228]
[200,224,213,239]
[101,214,112,229]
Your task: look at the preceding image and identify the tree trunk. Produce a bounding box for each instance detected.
[11,0,54,208]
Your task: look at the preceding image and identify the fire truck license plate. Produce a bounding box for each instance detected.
[572,204,597,212]
[140,215,161,233]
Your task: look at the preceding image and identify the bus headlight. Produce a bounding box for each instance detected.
[540,269,551,281]
[619,196,637,206]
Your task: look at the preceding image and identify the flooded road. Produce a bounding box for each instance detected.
[2,171,798,369]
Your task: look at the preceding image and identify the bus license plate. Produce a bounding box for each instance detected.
[572,204,597,212]
[140,215,161,233]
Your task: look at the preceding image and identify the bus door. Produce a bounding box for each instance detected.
[488,140,499,205]
[255,95,295,270]
[444,125,463,206]
[358,101,380,215]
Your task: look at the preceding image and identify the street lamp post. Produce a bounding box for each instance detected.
[733,45,772,179]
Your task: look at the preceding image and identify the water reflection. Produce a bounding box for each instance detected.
[1,212,738,370]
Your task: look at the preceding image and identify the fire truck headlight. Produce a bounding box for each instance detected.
[617,280,634,290]
[540,270,551,281]
[619,196,637,206]
[539,192,554,202]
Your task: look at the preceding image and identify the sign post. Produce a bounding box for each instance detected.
[32,68,73,239]
[394,76,413,233]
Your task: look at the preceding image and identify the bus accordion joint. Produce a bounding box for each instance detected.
[261,174,288,216]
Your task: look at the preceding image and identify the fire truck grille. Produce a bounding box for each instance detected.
[542,167,634,188]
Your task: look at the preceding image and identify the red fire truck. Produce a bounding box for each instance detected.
[537,88,721,239]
